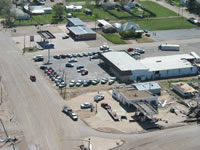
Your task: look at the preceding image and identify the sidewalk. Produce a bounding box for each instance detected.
[152,0,200,19]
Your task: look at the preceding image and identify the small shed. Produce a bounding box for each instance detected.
[65,5,82,12]
[43,7,52,14]
[113,23,122,32]
[97,19,112,27]
[102,25,116,33]
[172,82,198,98]
[132,82,161,95]
[66,18,85,27]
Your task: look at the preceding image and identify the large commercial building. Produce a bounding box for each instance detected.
[99,51,200,82]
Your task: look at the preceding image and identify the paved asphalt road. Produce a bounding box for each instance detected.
[0,31,81,150]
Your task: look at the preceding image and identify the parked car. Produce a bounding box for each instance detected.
[33,55,44,62]
[94,93,104,102]
[187,17,198,24]
[100,45,109,50]
[83,80,90,87]
[60,54,67,59]
[81,70,88,76]
[30,75,36,82]
[68,58,77,63]
[80,102,93,109]
[53,55,61,59]
[62,35,69,39]
[127,48,134,52]
[66,54,72,58]
[88,52,93,56]
[108,79,115,85]
[76,66,84,70]
[40,65,47,70]
[90,54,99,59]
[92,79,99,85]
[134,48,145,54]
[69,82,75,87]
[59,82,67,88]
[83,52,88,57]
[77,53,83,57]
[65,63,74,67]
[62,106,78,121]
[101,78,108,84]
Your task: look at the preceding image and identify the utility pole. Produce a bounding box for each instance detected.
[64,71,67,100]
[0,76,2,105]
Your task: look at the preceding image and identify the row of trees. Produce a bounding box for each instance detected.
[187,0,200,15]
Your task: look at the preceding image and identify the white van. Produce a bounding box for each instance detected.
[159,43,180,51]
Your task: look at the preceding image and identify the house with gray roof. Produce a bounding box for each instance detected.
[120,21,143,33]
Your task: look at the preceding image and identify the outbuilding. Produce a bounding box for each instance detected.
[172,82,198,98]
[132,82,161,95]
[67,26,96,40]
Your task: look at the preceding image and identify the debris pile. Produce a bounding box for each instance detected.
[187,104,200,118]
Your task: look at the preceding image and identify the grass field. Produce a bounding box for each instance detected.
[140,1,178,17]
[134,17,196,30]
[131,8,150,16]
[101,33,127,44]
[109,9,132,18]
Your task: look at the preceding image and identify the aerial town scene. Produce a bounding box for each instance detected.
[0,0,200,149]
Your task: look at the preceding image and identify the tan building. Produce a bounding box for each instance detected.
[172,82,198,98]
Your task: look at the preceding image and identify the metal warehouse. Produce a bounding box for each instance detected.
[68,26,96,40]
[99,51,200,82]
[66,18,85,27]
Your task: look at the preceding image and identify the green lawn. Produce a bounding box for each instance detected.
[131,8,150,16]
[134,17,196,30]
[140,1,178,17]
[109,9,132,18]
[70,5,117,21]
[101,33,127,44]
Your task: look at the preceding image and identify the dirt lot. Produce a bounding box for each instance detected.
[82,136,124,150]
[65,85,190,134]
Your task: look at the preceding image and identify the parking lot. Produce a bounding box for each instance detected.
[37,51,116,89]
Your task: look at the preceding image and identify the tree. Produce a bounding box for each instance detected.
[0,0,16,27]
[119,30,142,39]
[95,0,100,6]
[187,0,197,13]
[53,4,64,20]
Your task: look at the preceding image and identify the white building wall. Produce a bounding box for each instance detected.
[159,67,197,78]
[130,69,151,81]
[112,89,158,105]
